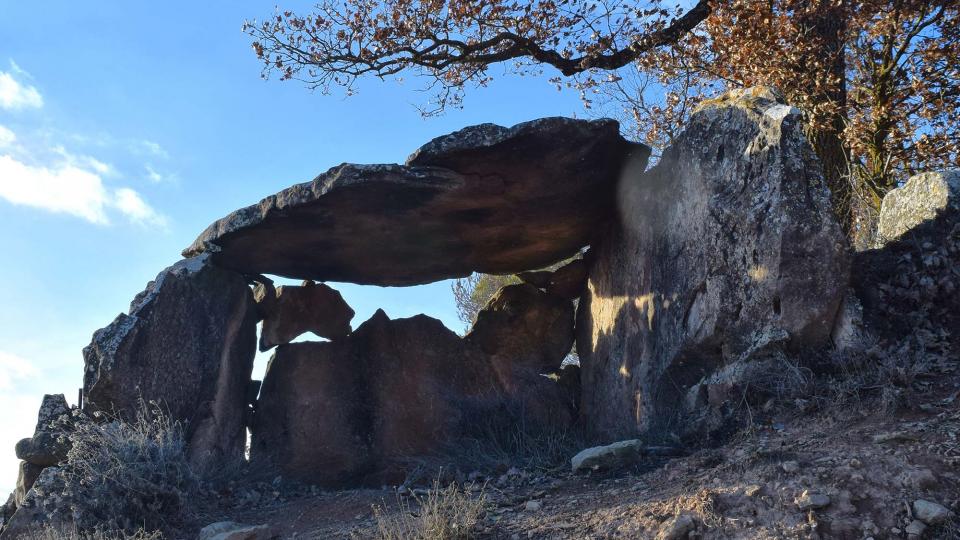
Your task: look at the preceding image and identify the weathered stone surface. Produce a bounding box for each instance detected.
[82,254,258,470]
[0,468,68,539]
[517,270,553,289]
[14,395,72,467]
[185,118,647,286]
[467,284,574,390]
[570,439,644,472]
[577,87,849,440]
[251,310,499,486]
[876,170,960,245]
[254,280,354,351]
[13,462,42,507]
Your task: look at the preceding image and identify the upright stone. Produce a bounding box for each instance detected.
[254,280,354,351]
[876,170,960,245]
[82,254,258,469]
[577,87,848,440]
[467,284,574,390]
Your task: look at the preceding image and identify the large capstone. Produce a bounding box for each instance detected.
[82,254,258,470]
[184,118,648,286]
[577,87,849,441]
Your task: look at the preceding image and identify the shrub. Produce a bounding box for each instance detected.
[373,479,486,540]
[56,400,196,534]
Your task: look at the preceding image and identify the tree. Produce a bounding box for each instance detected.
[245,0,959,244]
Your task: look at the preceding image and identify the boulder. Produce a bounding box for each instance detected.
[0,468,68,539]
[254,280,354,351]
[467,284,575,390]
[570,439,645,472]
[251,310,499,486]
[577,87,849,440]
[876,170,960,245]
[14,395,72,467]
[184,118,648,286]
[82,254,258,470]
[912,499,953,525]
[13,462,42,507]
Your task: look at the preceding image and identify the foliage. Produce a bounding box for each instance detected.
[56,401,196,534]
[372,478,486,540]
[245,0,959,245]
[451,273,520,329]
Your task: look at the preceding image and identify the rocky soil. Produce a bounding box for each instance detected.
[190,359,960,539]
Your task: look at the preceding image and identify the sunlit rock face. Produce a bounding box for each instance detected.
[876,170,960,246]
[183,118,648,286]
[577,87,849,442]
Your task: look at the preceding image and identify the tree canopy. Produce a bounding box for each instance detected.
[245,0,959,244]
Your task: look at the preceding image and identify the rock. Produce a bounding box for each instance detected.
[571,440,644,472]
[82,254,258,470]
[251,310,499,486]
[577,87,848,440]
[796,490,831,510]
[197,521,276,540]
[524,500,542,512]
[13,462,43,507]
[517,270,553,289]
[254,280,354,351]
[467,284,575,390]
[0,468,69,539]
[781,461,801,474]
[656,514,695,540]
[876,170,960,245]
[912,499,953,525]
[185,118,648,286]
[546,258,588,299]
[904,519,927,538]
[14,395,73,467]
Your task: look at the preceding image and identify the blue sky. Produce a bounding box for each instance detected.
[0,1,588,492]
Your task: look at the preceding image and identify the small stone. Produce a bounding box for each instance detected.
[656,514,695,540]
[796,490,831,511]
[525,500,542,512]
[744,485,763,497]
[912,499,953,525]
[904,519,926,537]
[781,461,800,474]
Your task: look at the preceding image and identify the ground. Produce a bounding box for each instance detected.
[193,359,960,540]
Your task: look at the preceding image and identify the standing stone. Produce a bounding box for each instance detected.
[876,170,960,245]
[251,310,498,486]
[13,462,43,507]
[466,284,575,391]
[577,87,848,441]
[82,254,258,470]
[14,394,72,467]
[254,280,354,351]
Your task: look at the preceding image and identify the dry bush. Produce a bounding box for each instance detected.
[57,400,196,534]
[372,478,486,540]
[23,525,161,540]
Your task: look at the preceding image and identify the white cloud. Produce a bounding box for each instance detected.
[0,70,43,110]
[0,124,15,148]
[145,164,164,183]
[0,350,39,391]
[114,187,167,227]
[0,152,167,227]
[138,140,169,159]
[0,154,111,223]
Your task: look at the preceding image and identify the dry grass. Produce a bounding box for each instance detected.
[22,525,162,540]
[58,400,196,533]
[372,478,486,540]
